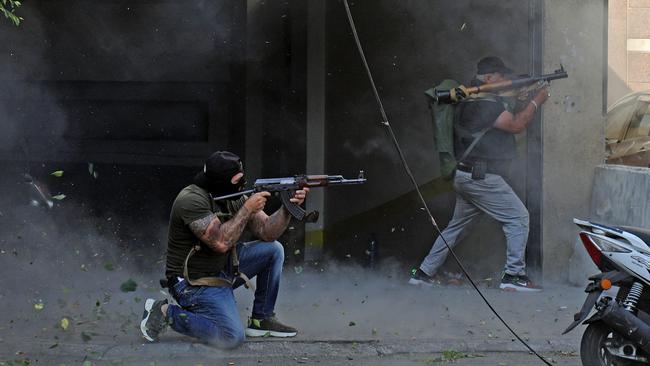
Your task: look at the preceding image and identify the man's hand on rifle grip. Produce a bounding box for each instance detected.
[244,192,270,214]
[289,188,310,205]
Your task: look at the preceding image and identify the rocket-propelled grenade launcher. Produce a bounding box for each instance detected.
[213,171,367,223]
[435,65,569,104]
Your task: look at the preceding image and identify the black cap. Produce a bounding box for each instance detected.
[195,151,243,187]
[477,56,513,75]
[206,151,242,179]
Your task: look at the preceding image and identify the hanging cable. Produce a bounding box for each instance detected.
[341,1,552,365]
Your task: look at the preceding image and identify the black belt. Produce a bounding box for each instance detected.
[457,161,510,177]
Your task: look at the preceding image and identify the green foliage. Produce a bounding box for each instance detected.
[119,278,138,292]
[426,350,484,363]
[1,0,23,26]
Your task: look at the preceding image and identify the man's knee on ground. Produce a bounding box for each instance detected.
[222,329,246,349]
[209,327,246,349]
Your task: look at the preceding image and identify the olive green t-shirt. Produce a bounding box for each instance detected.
[165,184,248,279]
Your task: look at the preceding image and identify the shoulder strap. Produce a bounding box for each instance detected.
[181,244,255,290]
[456,126,492,163]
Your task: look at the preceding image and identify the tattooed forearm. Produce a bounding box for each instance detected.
[207,205,252,250]
[189,207,252,252]
[256,206,291,241]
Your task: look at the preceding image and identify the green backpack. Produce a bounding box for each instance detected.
[425,80,514,179]
[425,79,462,178]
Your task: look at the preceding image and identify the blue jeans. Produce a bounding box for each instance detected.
[420,170,530,277]
[165,240,285,348]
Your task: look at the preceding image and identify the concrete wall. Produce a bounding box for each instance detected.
[591,164,650,227]
[542,0,607,281]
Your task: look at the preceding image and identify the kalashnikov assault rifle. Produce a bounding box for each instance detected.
[212,171,366,223]
[435,65,569,104]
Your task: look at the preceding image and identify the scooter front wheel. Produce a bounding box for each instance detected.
[580,321,645,366]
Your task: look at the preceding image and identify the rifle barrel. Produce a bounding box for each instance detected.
[330,178,366,185]
[212,189,256,201]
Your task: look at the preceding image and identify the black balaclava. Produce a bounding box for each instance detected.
[193,151,245,197]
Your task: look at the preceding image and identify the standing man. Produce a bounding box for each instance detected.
[141,151,309,348]
[409,56,549,292]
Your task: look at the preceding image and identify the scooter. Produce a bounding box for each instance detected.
[565,218,650,365]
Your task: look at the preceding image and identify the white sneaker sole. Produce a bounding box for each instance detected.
[408,278,433,287]
[140,298,156,342]
[245,328,297,338]
[499,283,542,292]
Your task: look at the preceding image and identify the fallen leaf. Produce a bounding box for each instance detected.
[294,266,303,274]
[294,249,300,255]
[60,317,70,330]
[50,170,64,177]
[34,302,45,310]
[52,194,66,200]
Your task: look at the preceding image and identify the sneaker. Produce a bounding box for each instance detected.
[408,268,438,287]
[141,298,168,342]
[499,274,541,292]
[245,316,297,338]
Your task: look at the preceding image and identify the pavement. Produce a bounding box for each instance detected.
[0,262,588,366]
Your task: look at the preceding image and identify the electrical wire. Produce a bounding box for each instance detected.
[341,1,552,364]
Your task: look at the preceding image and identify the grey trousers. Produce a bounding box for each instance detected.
[419,170,529,277]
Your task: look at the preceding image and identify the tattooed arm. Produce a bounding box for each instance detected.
[248,188,309,242]
[189,192,271,253]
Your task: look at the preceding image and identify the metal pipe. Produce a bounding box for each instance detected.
[601,300,650,354]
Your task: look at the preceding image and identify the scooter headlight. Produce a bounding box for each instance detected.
[589,235,632,253]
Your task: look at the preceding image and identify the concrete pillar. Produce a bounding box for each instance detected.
[304,0,326,261]
[541,0,607,282]
[245,0,264,179]
[608,0,630,106]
